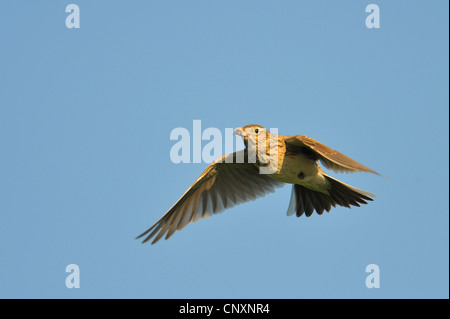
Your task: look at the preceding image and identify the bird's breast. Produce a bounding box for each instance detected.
[272,152,319,184]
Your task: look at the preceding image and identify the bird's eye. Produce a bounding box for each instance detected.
[255,129,259,133]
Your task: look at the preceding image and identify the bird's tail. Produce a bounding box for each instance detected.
[286,174,375,217]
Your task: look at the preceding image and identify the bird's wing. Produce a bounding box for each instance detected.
[283,135,379,175]
[137,150,284,244]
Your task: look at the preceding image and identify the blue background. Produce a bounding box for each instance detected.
[0,1,448,298]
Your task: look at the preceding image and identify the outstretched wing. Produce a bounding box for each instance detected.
[137,150,284,244]
[283,135,379,175]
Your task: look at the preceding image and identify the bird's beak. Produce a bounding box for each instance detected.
[233,127,245,137]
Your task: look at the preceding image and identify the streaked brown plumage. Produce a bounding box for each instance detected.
[137,125,378,244]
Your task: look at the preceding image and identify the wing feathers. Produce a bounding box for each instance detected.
[284,135,379,175]
[137,151,284,244]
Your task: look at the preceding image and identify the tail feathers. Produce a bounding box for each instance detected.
[286,175,375,217]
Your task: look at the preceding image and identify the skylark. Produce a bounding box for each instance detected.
[138,125,378,244]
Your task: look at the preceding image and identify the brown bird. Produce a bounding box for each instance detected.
[137,125,378,244]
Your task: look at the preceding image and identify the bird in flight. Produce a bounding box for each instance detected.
[137,125,378,244]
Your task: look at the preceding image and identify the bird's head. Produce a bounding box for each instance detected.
[233,124,280,162]
[234,124,267,148]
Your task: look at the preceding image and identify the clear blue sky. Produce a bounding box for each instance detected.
[0,1,448,298]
